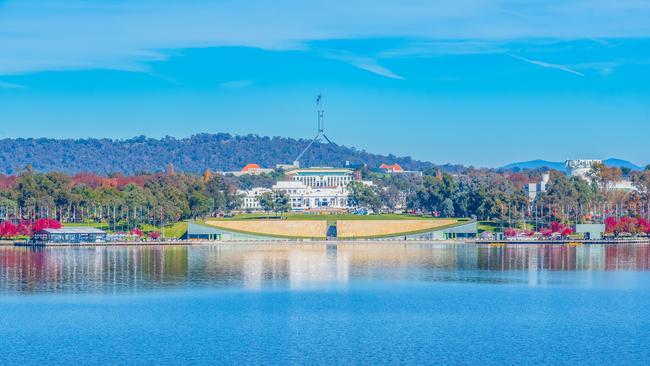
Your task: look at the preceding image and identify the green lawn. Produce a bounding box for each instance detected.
[478,221,500,233]
[160,221,188,239]
[64,220,188,239]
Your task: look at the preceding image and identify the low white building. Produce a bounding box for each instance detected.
[238,187,271,210]
[272,181,349,210]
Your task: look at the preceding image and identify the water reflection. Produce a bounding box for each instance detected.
[1,243,649,294]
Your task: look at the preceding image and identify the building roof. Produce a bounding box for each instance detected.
[286,167,353,176]
[273,181,307,189]
[35,227,106,234]
[237,187,272,196]
[380,163,403,172]
[242,163,262,171]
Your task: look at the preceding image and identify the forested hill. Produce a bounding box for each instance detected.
[0,133,453,175]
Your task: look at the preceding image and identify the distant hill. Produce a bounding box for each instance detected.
[502,158,644,172]
[0,133,461,175]
[602,158,644,171]
[501,160,565,171]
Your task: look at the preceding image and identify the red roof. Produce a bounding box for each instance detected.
[242,163,261,171]
[380,163,403,172]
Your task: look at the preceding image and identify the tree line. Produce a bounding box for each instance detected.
[1,163,649,234]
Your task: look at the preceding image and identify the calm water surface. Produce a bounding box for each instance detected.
[1,243,650,365]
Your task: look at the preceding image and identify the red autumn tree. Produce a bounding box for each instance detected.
[0,221,18,238]
[550,221,563,233]
[638,218,650,234]
[17,221,32,236]
[560,227,574,237]
[504,228,517,237]
[71,172,105,189]
[148,231,161,240]
[32,218,62,231]
[605,217,617,233]
[130,228,144,237]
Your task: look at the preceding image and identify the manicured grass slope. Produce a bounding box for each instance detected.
[204,220,326,239]
[337,219,458,239]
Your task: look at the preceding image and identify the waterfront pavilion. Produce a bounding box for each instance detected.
[31,227,107,245]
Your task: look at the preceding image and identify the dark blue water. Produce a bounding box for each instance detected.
[2,243,650,365]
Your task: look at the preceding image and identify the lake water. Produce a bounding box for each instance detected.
[1,243,650,365]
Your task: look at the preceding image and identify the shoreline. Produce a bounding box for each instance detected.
[8,238,650,247]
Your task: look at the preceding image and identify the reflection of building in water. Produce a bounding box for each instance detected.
[2,244,650,294]
[288,246,341,289]
[337,243,460,281]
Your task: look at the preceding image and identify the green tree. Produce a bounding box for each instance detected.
[273,191,291,217]
[188,191,212,219]
[259,191,275,215]
[348,182,381,213]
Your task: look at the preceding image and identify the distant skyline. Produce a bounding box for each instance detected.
[1,1,649,167]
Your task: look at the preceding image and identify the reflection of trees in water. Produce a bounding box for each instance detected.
[1,244,649,294]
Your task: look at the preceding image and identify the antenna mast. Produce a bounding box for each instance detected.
[293,94,333,166]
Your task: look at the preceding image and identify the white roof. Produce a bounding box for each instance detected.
[273,181,307,189]
[39,227,106,234]
[237,187,272,196]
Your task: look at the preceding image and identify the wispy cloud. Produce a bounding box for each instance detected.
[0,80,26,89]
[344,57,404,80]
[508,54,585,76]
[379,41,505,58]
[0,0,649,75]
[573,61,620,76]
[322,51,404,79]
[219,79,253,88]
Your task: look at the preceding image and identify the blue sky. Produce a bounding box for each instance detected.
[0,1,649,167]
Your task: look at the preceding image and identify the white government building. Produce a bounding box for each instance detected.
[238,167,369,211]
[564,159,636,191]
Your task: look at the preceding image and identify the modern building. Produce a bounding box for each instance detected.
[565,159,636,191]
[565,159,602,180]
[575,224,606,240]
[31,227,107,245]
[285,167,354,188]
[525,173,550,200]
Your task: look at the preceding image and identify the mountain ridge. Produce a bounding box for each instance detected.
[0,133,463,175]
